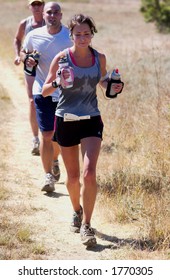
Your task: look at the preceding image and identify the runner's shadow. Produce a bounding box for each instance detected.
[86,230,155,252]
[44,192,69,198]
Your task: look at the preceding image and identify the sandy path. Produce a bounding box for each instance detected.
[1,60,130,260]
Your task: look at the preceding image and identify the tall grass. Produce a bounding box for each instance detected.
[96,27,170,252]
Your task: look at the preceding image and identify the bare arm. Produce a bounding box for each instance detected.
[98,52,124,94]
[13,19,26,65]
[20,47,28,62]
[98,53,108,89]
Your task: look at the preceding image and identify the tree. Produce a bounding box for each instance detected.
[140,0,170,32]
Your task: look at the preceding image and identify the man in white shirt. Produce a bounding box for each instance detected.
[20,2,72,192]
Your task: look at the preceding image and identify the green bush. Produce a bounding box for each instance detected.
[140,0,170,32]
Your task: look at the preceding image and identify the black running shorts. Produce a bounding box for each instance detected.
[53,115,104,147]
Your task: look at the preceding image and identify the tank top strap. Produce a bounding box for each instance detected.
[68,49,76,65]
[25,16,33,36]
[67,47,98,67]
[90,48,101,74]
[89,47,96,65]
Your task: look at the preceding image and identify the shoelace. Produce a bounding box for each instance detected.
[46,173,55,182]
[82,225,95,236]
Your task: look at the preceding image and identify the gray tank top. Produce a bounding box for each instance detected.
[55,48,101,117]
[25,16,45,35]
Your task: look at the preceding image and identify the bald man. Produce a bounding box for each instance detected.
[20,2,73,192]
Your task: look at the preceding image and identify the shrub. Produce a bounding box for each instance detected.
[140,0,170,32]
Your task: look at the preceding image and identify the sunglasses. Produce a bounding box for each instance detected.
[31,2,43,7]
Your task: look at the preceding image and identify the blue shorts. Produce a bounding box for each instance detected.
[33,95,57,132]
[53,115,104,147]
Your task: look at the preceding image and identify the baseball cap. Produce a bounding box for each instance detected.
[28,0,45,5]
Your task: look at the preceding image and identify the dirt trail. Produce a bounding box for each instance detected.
[0,60,139,260]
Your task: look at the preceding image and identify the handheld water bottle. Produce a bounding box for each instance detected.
[24,50,40,76]
[106,68,124,98]
[57,56,74,89]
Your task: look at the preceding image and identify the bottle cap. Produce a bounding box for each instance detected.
[111,68,120,79]
[59,56,67,63]
[58,56,68,67]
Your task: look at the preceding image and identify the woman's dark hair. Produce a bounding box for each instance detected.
[68,14,98,36]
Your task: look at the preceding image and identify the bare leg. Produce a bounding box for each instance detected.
[53,141,60,161]
[24,74,39,138]
[52,141,61,181]
[60,145,81,212]
[80,137,101,225]
[40,131,54,173]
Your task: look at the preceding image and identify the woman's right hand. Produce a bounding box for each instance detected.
[56,68,70,88]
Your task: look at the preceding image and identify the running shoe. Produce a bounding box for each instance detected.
[80,223,97,247]
[52,160,60,182]
[70,206,83,233]
[31,139,40,156]
[41,173,55,192]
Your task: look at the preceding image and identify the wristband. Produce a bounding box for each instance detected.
[100,72,109,82]
[52,80,59,88]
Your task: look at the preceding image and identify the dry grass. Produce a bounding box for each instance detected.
[94,0,170,253]
[0,191,47,259]
[0,182,47,259]
[0,83,47,260]
[0,0,170,259]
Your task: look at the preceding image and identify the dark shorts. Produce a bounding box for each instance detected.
[33,95,57,132]
[53,115,104,147]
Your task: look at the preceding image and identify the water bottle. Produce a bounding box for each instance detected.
[106,68,124,98]
[58,56,74,89]
[24,50,40,76]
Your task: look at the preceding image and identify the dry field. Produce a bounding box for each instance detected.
[0,0,170,260]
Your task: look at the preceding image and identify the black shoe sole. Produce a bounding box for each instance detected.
[41,185,55,192]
